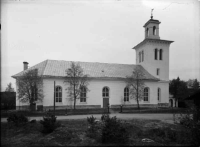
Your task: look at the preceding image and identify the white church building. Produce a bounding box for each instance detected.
[12,16,174,110]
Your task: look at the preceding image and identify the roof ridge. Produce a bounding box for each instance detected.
[41,59,49,76]
[46,59,135,66]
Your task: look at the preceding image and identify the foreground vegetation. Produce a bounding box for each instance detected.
[1,107,188,118]
[1,112,199,146]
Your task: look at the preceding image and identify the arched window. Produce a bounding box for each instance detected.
[124,87,129,102]
[80,86,86,102]
[158,88,161,101]
[153,26,156,35]
[159,49,163,60]
[102,87,109,98]
[55,86,62,102]
[155,49,158,60]
[144,87,149,102]
[146,28,149,37]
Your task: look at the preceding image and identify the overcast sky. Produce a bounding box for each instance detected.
[1,0,200,91]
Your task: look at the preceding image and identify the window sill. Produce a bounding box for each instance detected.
[80,102,87,104]
[143,101,150,103]
[124,101,130,103]
[55,102,63,105]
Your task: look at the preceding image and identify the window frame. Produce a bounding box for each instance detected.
[142,51,144,62]
[139,52,141,63]
[102,87,109,98]
[153,26,156,35]
[55,86,62,103]
[155,49,158,60]
[124,87,129,102]
[159,49,163,60]
[143,87,149,102]
[158,88,161,102]
[146,28,149,37]
[80,86,87,103]
[157,68,160,76]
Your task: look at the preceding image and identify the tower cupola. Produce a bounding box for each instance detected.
[143,12,160,39]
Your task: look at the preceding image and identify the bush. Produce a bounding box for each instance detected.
[101,114,129,144]
[40,113,60,134]
[86,115,102,140]
[86,114,129,144]
[7,112,28,126]
[87,115,96,126]
[178,106,200,145]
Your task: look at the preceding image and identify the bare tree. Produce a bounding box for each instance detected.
[16,69,44,107]
[64,62,89,109]
[126,66,145,110]
[5,82,15,92]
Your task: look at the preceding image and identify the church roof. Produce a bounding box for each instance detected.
[133,38,174,50]
[143,18,161,27]
[12,59,159,81]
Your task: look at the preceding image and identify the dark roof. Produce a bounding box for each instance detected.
[133,38,174,50]
[12,59,159,81]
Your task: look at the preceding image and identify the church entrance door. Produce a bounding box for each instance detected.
[103,98,109,108]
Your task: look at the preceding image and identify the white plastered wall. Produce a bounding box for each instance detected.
[41,78,168,108]
[136,42,170,81]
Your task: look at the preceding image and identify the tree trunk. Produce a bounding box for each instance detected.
[136,84,140,111]
[74,98,76,110]
[73,84,76,110]
[137,98,140,111]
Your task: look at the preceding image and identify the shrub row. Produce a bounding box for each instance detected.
[7,112,60,134]
[7,113,28,126]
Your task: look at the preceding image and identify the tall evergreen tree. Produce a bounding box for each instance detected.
[169,77,189,107]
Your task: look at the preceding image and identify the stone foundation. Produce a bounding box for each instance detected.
[16,103,164,111]
[111,104,158,108]
[43,105,101,111]
[16,105,30,110]
[158,103,169,107]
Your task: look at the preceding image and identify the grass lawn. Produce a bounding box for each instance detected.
[1,117,193,146]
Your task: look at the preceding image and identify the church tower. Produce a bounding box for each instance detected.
[133,14,174,81]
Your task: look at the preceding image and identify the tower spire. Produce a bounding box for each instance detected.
[151,9,154,19]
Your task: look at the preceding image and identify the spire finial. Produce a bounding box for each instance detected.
[151,8,154,19]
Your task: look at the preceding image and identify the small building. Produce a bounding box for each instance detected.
[169,93,178,107]
[0,92,16,110]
